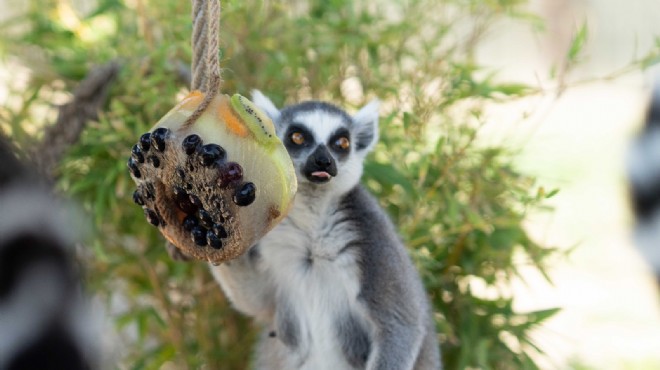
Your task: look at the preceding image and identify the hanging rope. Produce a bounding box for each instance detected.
[185,0,222,127]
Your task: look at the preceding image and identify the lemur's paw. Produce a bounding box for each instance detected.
[129,92,297,264]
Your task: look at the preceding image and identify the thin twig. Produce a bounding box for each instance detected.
[31,61,121,179]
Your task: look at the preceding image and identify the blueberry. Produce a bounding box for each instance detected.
[148,155,160,168]
[199,209,213,228]
[176,168,186,179]
[139,133,151,151]
[191,226,207,246]
[182,215,198,231]
[233,182,256,206]
[174,187,197,214]
[145,209,160,226]
[151,128,169,151]
[127,158,141,178]
[189,194,202,207]
[173,186,187,200]
[218,162,243,187]
[145,183,156,200]
[131,145,145,163]
[133,190,144,206]
[207,230,223,249]
[199,144,226,167]
[182,134,202,155]
[212,223,228,238]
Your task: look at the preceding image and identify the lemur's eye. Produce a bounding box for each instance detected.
[291,132,305,145]
[335,137,350,150]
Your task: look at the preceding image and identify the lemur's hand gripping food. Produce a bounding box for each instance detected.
[128,91,297,264]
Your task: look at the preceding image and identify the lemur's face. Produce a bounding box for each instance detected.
[252,92,379,196]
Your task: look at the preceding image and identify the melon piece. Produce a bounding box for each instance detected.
[128,91,297,264]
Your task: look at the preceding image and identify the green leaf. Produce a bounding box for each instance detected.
[363,161,416,197]
[526,307,561,324]
[568,21,589,63]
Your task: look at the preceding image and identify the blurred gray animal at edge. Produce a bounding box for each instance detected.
[0,137,98,370]
[628,82,660,285]
[210,91,441,369]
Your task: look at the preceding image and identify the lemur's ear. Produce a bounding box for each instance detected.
[353,99,380,153]
[251,90,281,122]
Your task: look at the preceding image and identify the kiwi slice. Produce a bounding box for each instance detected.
[128,91,296,264]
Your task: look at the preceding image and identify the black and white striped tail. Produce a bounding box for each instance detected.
[628,83,660,283]
[0,138,98,370]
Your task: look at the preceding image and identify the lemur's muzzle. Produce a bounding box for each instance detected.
[303,145,337,183]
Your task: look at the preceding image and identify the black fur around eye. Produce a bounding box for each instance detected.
[284,125,314,152]
[329,128,351,156]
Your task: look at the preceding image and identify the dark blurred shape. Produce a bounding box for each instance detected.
[0,136,97,370]
[628,82,660,284]
[0,138,30,188]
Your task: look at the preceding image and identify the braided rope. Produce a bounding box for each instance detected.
[190,0,208,91]
[185,0,222,127]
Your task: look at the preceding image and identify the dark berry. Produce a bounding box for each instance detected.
[145,183,156,200]
[182,134,202,155]
[182,215,198,231]
[148,155,160,168]
[191,226,207,246]
[145,209,160,226]
[199,144,226,167]
[133,190,144,206]
[185,183,193,191]
[189,194,202,207]
[176,168,186,179]
[139,133,151,151]
[199,209,213,228]
[131,145,145,163]
[173,187,186,197]
[212,223,228,238]
[207,230,223,249]
[127,158,141,178]
[151,127,169,151]
[218,162,243,187]
[233,182,256,206]
[174,187,197,214]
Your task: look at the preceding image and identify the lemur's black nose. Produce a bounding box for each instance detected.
[304,145,338,183]
[314,150,332,169]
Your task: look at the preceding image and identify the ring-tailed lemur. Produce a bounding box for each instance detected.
[0,137,98,370]
[210,91,441,369]
[629,82,660,285]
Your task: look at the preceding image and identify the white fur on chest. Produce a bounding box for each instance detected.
[259,196,365,369]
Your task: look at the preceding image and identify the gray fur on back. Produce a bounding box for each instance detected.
[339,186,440,369]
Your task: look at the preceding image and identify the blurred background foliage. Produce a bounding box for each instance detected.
[0,0,612,368]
